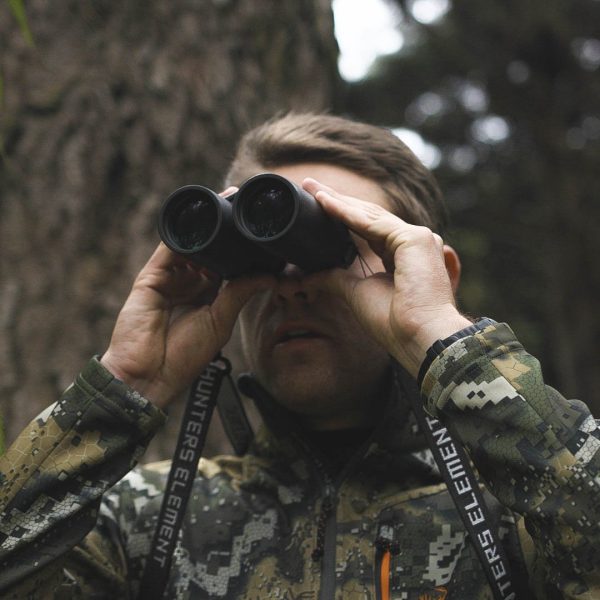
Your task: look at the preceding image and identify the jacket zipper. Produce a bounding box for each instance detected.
[316,484,337,600]
[311,453,372,600]
[293,437,339,600]
[311,487,335,562]
[292,433,378,600]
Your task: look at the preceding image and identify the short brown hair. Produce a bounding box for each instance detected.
[225,113,447,233]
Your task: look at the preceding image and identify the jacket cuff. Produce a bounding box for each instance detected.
[419,322,520,417]
[72,356,167,437]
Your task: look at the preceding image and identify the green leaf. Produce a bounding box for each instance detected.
[8,0,35,47]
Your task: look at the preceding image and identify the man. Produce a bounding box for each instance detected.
[1,114,599,599]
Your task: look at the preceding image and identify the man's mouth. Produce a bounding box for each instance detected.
[278,329,319,343]
[272,324,327,347]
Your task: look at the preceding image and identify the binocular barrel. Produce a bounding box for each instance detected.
[158,174,357,279]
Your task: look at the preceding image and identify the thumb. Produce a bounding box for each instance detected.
[211,274,276,330]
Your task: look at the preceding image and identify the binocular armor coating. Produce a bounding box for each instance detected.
[158,173,358,279]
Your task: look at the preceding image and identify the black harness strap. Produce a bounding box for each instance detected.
[137,355,230,600]
[396,364,518,600]
[216,371,254,456]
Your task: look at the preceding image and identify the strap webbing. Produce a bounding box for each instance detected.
[137,355,230,600]
[396,364,518,600]
[216,373,254,456]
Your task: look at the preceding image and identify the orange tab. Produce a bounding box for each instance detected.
[380,549,390,600]
[418,586,448,600]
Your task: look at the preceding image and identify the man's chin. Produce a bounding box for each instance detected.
[252,354,391,430]
[260,363,340,412]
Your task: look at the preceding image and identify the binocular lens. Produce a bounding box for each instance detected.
[240,182,295,239]
[160,174,356,277]
[168,193,218,251]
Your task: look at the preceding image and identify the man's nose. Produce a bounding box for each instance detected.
[274,264,317,306]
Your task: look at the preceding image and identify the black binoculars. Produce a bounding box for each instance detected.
[158,173,358,279]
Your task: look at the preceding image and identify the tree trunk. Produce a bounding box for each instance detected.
[0,0,339,459]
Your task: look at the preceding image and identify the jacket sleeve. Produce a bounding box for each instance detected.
[420,322,600,599]
[0,357,165,597]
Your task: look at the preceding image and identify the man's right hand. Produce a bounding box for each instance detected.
[100,242,273,410]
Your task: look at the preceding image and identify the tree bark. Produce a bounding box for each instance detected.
[0,0,339,459]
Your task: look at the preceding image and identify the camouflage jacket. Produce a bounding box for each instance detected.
[1,322,599,599]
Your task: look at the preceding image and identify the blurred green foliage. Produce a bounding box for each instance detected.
[7,0,34,46]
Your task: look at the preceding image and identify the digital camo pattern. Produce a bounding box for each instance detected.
[0,324,597,598]
[0,357,165,597]
[55,434,524,600]
[422,322,600,599]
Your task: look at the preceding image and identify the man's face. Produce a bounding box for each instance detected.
[237,163,393,430]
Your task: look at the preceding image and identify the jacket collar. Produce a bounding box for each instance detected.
[234,363,430,466]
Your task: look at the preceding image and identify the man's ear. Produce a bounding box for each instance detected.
[443,245,462,294]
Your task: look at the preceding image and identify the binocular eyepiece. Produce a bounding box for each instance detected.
[158,173,357,279]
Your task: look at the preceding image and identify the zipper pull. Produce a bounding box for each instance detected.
[375,524,400,600]
[379,548,391,600]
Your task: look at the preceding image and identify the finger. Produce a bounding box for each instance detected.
[303,176,388,211]
[304,177,400,271]
[143,243,222,286]
[171,274,221,306]
[305,179,446,277]
[219,186,239,198]
[144,242,190,271]
[184,261,222,284]
[302,178,400,230]
[211,274,276,333]
[303,177,344,200]
[167,274,276,375]
[303,178,407,243]
[132,245,221,307]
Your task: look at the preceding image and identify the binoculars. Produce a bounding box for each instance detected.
[158,173,358,279]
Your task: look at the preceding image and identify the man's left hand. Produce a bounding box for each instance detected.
[302,178,472,378]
